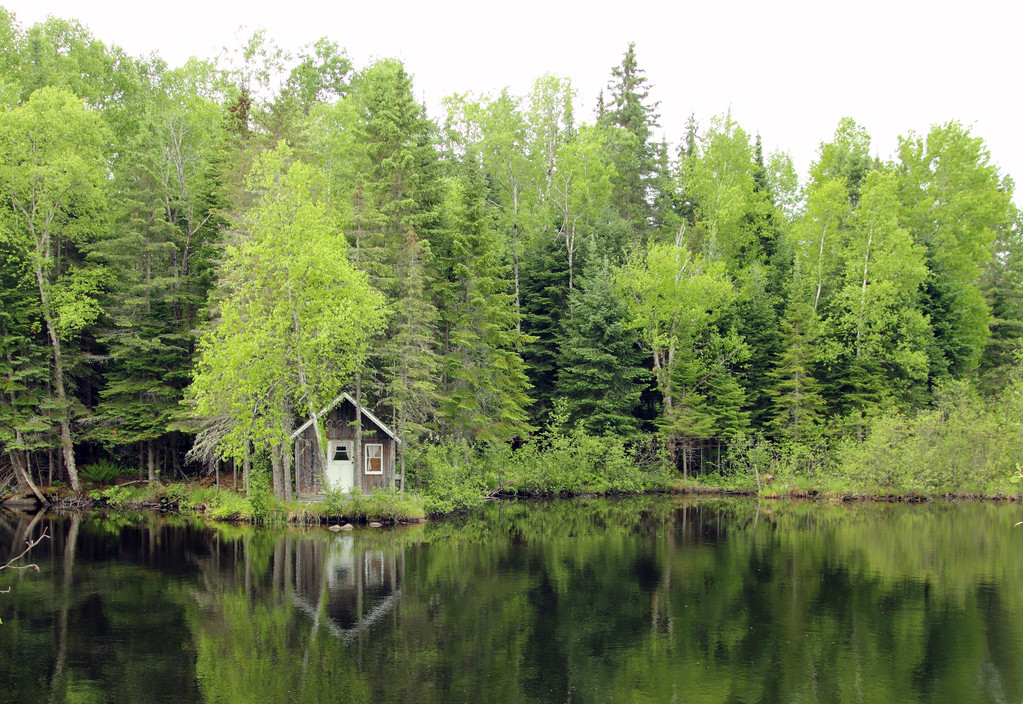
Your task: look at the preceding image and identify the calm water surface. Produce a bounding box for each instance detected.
[1,497,1022,703]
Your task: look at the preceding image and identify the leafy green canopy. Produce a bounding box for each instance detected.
[190,143,385,461]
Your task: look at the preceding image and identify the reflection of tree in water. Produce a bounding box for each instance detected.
[0,512,204,703]
[4,500,1023,703]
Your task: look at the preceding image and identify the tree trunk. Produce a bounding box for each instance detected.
[354,375,363,492]
[814,222,829,314]
[243,442,251,494]
[147,439,158,484]
[286,281,326,473]
[34,264,80,493]
[856,224,874,358]
[283,436,293,502]
[50,513,80,698]
[271,443,284,499]
[9,447,47,506]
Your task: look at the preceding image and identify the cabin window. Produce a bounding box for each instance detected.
[365,443,383,474]
[332,444,350,462]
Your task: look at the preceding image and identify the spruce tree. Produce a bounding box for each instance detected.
[335,59,445,443]
[768,305,826,439]
[556,256,648,436]
[977,208,1023,394]
[520,231,571,425]
[433,159,533,442]
[93,65,227,481]
[598,42,659,236]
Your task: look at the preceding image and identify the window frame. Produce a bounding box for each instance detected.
[331,443,351,462]
[364,443,384,475]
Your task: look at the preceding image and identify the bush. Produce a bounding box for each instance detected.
[407,427,660,515]
[408,442,489,515]
[318,485,426,522]
[206,490,252,521]
[93,483,151,507]
[247,468,285,524]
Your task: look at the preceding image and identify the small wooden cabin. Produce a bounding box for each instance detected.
[291,393,401,495]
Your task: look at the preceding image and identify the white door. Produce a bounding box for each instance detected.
[326,441,355,491]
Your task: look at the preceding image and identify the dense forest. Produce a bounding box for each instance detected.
[1,9,1020,500]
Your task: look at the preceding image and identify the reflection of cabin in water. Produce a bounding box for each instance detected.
[291,536,401,640]
[290,393,401,495]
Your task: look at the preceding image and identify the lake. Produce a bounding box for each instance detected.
[1,496,1021,703]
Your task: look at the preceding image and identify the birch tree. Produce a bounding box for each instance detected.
[0,87,111,493]
[617,241,735,465]
[190,143,385,498]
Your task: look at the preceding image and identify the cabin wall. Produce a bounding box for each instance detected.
[296,401,397,495]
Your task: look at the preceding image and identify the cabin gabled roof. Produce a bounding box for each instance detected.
[289,393,402,445]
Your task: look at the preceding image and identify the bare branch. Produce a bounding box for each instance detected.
[1,527,49,572]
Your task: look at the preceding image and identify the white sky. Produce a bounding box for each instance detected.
[5,0,1021,199]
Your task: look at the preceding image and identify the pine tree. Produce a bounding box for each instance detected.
[979,211,1023,394]
[434,162,533,442]
[769,305,826,439]
[92,63,227,481]
[732,266,783,429]
[331,59,445,443]
[598,42,659,236]
[556,256,648,436]
[520,231,571,425]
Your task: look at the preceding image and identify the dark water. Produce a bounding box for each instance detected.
[2,497,1022,703]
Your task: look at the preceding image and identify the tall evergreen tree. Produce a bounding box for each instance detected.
[93,59,227,481]
[768,304,826,439]
[325,59,445,445]
[979,210,1023,394]
[598,42,659,236]
[520,229,571,425]
[556,255,648,436]
[434,162,533,442]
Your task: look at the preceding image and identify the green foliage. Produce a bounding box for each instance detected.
[897,121,1015,378]
[556,255,648,435]
[507,428,655,496]
[409,442,491,515]
[411,420,666,513]
[79,459,124,484]
[434,162,534,442]
[598,42,659,234]
[617,241,742,450]
[2,12,1023,500]
[92,483,161,507]
[190,142,385,495]
[520,230,571,424]
[680,111,776,270]
[205,491,252,521]
[831,378,1023,494]
[319,486,426,522]
[246,469,285,524]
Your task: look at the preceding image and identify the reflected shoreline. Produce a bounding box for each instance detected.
[2,497,1021,703]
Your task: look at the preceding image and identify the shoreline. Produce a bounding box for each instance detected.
[4,480,1022,526]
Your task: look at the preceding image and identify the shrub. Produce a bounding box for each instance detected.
[409,442,489,515]
[207,491,252,521]
[247,468,285,524]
